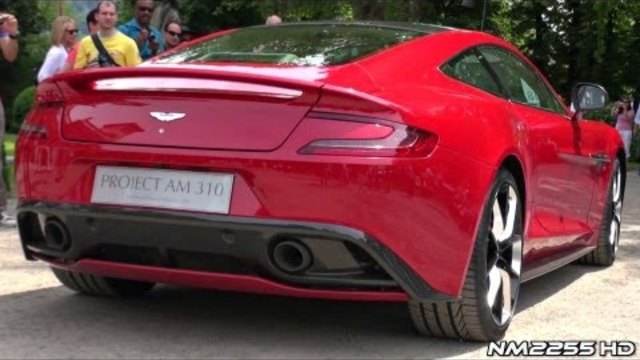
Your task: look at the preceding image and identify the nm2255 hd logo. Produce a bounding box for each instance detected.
[487,340,636,357]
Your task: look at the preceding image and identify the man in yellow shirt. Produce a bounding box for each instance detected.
[74,0,141,69]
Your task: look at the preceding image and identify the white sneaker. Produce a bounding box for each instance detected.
[0,213,16,228]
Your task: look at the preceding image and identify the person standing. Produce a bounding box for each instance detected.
[74,1,141,69]
[119,0,164,60]
[266,15,282,25]
[611,99,635,160]
[162,20,182,51]
[0,11,18,227]
[37,16,77,83]
[62,8,99,72]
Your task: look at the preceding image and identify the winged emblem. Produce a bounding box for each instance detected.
[149,112,186,122]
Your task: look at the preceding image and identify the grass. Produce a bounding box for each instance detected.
[3,133,17,196]
[4,133,16,158]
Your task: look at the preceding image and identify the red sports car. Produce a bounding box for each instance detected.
[17,22,625,341]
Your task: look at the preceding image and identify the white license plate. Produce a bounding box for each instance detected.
[91,166,234,214]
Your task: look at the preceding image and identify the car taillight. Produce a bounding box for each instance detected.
[35,82,65,108]
[19,82,63,140]
[19,123,48,139]
[298,111,438,157]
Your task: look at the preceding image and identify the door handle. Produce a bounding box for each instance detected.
[588,153,611,164]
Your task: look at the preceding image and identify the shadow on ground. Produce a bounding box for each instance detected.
[0,285,482,358]
[0,252,629,360]
[517,226,639,314]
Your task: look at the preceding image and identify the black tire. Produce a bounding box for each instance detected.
[409,169,524,341]
[52,267,155,297]
[579,158,623,266]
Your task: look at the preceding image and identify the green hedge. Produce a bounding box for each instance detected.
[10,85,36,133]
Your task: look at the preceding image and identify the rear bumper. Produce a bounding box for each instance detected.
[17,131,497,298]
[18,201,454,302]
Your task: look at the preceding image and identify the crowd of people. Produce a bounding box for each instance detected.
[1,0,190,227]
[34,0,281,82]
[36,0,189,82]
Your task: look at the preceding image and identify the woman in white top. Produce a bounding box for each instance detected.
[610,100,635,158]
[37,16,77,83]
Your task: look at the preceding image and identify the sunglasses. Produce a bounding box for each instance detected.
[66,29,79,34]
[166,30,182,38]
[137,6,154,13]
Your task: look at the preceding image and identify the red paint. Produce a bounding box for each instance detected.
[43,257,408,302]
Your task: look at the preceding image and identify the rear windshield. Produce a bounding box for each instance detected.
[155,24,426,66]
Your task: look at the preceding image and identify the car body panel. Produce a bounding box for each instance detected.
[17,126,495,297]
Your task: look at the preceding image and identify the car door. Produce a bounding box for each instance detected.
[477,46,597,264]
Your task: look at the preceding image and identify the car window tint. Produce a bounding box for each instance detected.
[441,50,503,96]
[155,24,427,66]
[479,47,564,113]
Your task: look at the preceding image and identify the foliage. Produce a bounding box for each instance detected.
[5,0,640,135]
[492,0,639,101]
[10,85,36,133]
[0,0,58,133]
[167,0,492,33]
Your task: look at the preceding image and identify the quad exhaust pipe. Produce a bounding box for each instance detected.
[270,239,313,274]
[44,218,72,251]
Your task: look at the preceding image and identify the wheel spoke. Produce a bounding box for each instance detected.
[608,165,622,251]
[501,187,518,242]
[612,167,621,203]
[499,268,512,324]
[491,202,505,241]
[487,265,502,308]
[508,236,522,277]
[613,202,622,223]
[609,217,620,248]
[491,187,518,242]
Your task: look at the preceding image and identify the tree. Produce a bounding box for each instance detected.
[0,0,57,126]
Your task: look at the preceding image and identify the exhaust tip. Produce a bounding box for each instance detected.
[271,239,313,274]
[44,218,71,251]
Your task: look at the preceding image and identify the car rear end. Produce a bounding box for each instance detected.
[16,23,492,302]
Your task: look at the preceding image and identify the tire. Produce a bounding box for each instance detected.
[409,169,523,341]
[579,158,623,266]
[52,267,155,297]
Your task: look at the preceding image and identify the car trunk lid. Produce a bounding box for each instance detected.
[57,66,323,151]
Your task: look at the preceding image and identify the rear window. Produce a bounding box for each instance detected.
[155,24,426,66]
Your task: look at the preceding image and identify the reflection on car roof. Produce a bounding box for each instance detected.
[247,21,455,34]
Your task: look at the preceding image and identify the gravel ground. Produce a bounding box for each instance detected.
[0,173,638,359]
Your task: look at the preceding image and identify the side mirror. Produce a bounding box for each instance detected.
[570,83,609,113]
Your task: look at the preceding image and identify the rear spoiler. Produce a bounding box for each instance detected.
[50,65,325,94]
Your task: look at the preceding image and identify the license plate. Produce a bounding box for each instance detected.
[91,166,234,214]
